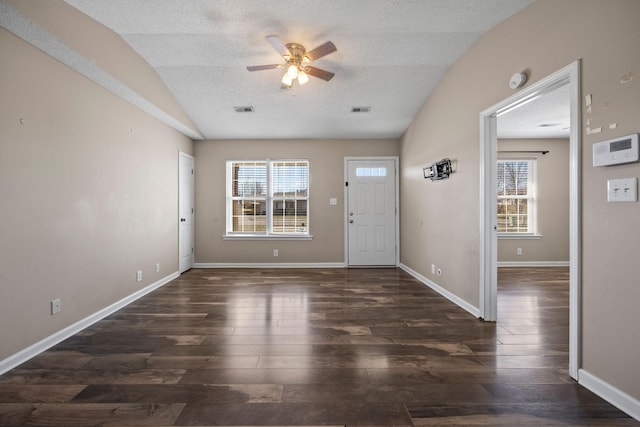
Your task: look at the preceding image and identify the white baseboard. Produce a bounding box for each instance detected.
[399,263,480,318]
[498,261,570,267]
[0,271,179,376]
[193,262,345,269]
[579,369,640,421]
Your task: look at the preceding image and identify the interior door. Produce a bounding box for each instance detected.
[346,159,397,266]
[179,152,194,273]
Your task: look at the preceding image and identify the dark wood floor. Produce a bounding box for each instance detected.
[0,267,637,426]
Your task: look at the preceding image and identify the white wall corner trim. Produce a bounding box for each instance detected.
[193,262,346,269]
[498,261,570,267]
[399,263,480,318]
[579,369,640,421]
[0,271,180,376]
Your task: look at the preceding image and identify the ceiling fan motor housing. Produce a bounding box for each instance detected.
[285,43,308,66]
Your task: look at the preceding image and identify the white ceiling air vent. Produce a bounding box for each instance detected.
[234,106,254,113]
[351,106,371,113]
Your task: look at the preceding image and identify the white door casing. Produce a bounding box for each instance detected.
[479,61,581,379]
[179,152,194,273]
[345,158,398,266]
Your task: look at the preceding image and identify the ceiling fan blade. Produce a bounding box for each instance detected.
[305,66,335,81]
[247,64,282,72]
[265,35,291,57]
[305,41,337,62]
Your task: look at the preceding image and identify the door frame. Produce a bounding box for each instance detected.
[178,151,195,273]
[479,60,581,379]
[343,156,400,267]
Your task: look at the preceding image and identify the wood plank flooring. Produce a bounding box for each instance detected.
[0,267,637,426]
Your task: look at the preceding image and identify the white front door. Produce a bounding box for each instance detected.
[346,158,397,266]
[179,152,194,273]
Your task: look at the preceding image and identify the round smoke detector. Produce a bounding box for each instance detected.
[509,72,527,89]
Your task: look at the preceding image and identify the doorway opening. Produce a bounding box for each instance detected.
[494,80,572,379]
[479,61,581,379]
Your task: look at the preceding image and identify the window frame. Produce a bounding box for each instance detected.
[225,159,311,239]
[496,158,537,236]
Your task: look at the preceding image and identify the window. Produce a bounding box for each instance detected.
[497,159,536,234]
[356,167,387,177]
[227,160,309,236]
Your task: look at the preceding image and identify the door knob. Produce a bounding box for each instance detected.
[349,219,354,223]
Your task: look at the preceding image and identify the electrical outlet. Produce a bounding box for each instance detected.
[273,249,279,257]
[437,268,442,277]
[431,264,436,274]
[155,263,160,272]
[51,298,62,315]
[136,270,142,282]
[517,248,523,256]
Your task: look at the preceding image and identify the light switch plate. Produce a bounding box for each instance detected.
[607,177,637,202]
[51,298,62,315]
[329,197,337,205]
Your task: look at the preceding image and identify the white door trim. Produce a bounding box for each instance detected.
[479,60,581,379]
[178,151,195,273]
[344,156,400,267]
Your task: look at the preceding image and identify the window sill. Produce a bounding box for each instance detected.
[498,233,542,240]
[223,234,313,241]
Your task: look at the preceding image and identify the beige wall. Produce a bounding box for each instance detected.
[0,28,193,360]
[194,139,399,264]
[498,139,570,263]
[401,0,640,400]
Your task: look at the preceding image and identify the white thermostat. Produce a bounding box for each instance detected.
[593,133,639,167]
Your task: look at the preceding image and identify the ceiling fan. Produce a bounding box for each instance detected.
[247,35,337,88]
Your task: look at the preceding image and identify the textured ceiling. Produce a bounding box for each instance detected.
[63,0,536,140]
[498,83,571,139]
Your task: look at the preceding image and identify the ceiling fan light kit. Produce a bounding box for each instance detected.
[247,35,337,88]
[281,73,293,86]
[287,64,299,79]
[297,70,310,85]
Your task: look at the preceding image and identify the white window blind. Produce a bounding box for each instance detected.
[229,161,267,233]
[497,159,536,234]
[227,160,309,236]
[271,161,309,233]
